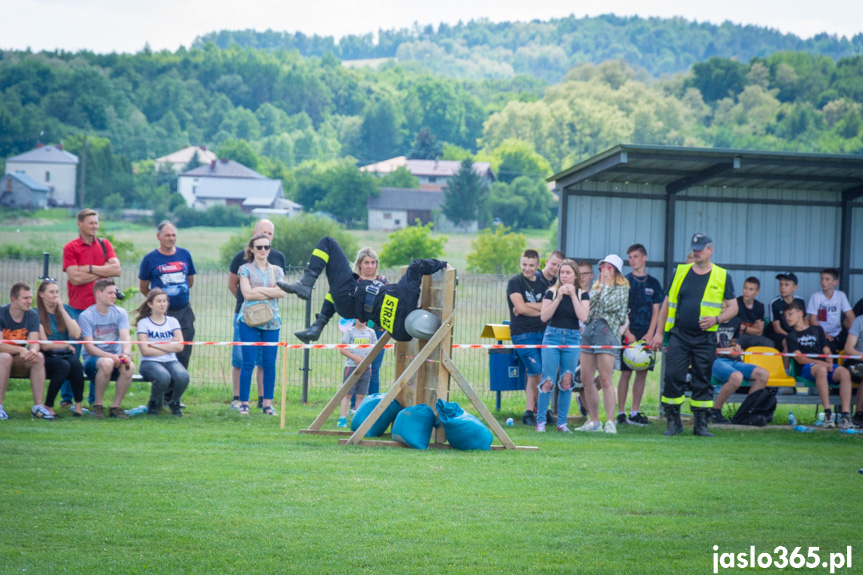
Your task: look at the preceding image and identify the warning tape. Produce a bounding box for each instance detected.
[2,339,861,360]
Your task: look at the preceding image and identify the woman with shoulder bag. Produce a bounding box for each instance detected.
[237,233,285,416]
[36,279,85,417]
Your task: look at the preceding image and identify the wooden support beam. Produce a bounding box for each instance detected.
[441,352,517,450]
[345,313,455,445]
[303,332,391,433]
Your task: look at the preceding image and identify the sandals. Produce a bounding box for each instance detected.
[238,405,249,415]
[262,406,278,416]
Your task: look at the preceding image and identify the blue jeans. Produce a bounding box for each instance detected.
[139,360,190,407]
[232,313,264,369]
[512,331,544,377]
[537,327,581,426]
[238,322,279,402]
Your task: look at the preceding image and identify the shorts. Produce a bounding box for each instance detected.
[6,353,38,378]
[83,356,124,381]
[711,357,758,383]
[511,331,544,377]
[232,312,264,369]
[581,318,618,357]
[619,326,652,372]
[343,366,372,396]
[800,363,842,385]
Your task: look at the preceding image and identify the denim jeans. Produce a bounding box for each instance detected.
[237,322,279,402]
[139,360,190,407]
[511,330,544,377]
[232,312,264,369]
[537,327,581,426]
[352,327,385,409]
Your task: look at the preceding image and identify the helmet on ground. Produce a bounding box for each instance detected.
[404,309,441,340]
[623,340,654,371]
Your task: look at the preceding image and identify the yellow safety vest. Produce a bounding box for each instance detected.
[664,263,727,333]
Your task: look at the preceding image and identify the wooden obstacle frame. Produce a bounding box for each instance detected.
[299,266,536,451]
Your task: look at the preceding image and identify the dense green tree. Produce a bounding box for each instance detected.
[357,96,402,163]
[466,225,526,275]
[379,221,447,268]
[489,139,552,184]
[376,166,419,188]
[408,128,443,160]
[443,159,487,230]
[215,138,260,170]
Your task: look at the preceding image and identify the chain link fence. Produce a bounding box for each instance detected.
[1,256,513,403]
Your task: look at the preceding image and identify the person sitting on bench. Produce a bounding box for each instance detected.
[707,314,768,424]
[278,236,447,342]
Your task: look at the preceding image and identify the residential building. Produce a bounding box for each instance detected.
[178,159,297,215]
[0,173,50,209]
[154,146,218,173]
[367,187,476,233]
[361,156,494,191]
[5,145,78,206]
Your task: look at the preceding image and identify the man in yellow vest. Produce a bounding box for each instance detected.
[651,233,738,437]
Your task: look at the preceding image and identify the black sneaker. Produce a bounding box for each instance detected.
[627,412,650,426]
[168,401,183,417]
[576,394,588,417]
[616,413,627,425]
[522,410,537,426]
[852,411,863,428]
[256,397,263,409]
[708,408,731,424]
[546,410,554,425]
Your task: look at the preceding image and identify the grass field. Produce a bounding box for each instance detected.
[1,382,860,575]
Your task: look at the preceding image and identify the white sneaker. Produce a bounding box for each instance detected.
[31,405,55,420]
[229,399,241,410]
[575,420,603,432]
[536,422,546,432]
[557,424,572,433]
[604,420,617,434]
[0,405,8,420]
[349,408,357,417]
[823,413,836,429]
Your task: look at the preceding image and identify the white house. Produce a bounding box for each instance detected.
[360,156,495,191]
[5,145,78,206]
[154,146,218,173]
[178,159,296,214]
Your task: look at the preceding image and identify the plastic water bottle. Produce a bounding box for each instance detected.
[124,405,148,416]
[787,411,797,427]
[814,413,825,427]
[505,418,514,426]
[841,429,857,435]
[793,425,814,433]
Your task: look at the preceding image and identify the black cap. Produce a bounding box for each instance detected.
[689,232,712,251]
[775,272,798,285]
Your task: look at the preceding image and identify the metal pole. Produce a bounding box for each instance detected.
[300,266,312,404]
[41,251,50,279]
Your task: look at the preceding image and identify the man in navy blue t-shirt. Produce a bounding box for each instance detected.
[616,244,663,426]
[138,220,197,369]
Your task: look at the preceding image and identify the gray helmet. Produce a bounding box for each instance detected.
[404,309,442,340]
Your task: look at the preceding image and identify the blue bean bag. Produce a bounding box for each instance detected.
[435,398,493,451]
[351,393,402,437]
[392,404,439,449]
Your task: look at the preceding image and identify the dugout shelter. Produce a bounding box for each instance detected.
[549,145,863,304]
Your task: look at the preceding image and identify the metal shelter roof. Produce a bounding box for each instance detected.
[548,144,863,293]
[549,144,863,195]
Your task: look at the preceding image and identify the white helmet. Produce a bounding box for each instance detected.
[404,309,441,340]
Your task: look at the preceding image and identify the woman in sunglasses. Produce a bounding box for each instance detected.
[236,233,285,416]
[36,279,85,417]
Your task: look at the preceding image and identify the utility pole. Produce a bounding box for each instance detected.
[78,135,87,208]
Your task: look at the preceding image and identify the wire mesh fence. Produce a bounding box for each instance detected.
[1,256,515,403]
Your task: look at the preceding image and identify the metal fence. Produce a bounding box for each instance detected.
[0,256,512,402]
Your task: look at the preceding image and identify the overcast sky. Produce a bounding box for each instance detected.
[1,0,861,53]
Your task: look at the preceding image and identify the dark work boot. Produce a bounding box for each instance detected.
[295,313,330,343]
[147,400,159,415]
[168,401,183,417]
[277,270,317,301]
[693,409,714,437]
[663,403,683,436]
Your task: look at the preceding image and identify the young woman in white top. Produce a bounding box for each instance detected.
[135,288,188,416]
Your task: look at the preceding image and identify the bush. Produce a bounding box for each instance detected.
[379,221,447,268]
[466,225,526,275]
[173,205,254,229]
[219,213,358,268]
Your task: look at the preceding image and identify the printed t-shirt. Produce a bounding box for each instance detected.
[0,304,40,346]
[137,315,181,363]
[340,326,378,367]
[138,248,197,309]
[625,273,664,333]
[506,274,547,336]
[78,305,129,361]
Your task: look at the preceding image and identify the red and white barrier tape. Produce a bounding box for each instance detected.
[2,339,861,360]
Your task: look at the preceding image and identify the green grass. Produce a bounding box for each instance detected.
[1,382,860,574]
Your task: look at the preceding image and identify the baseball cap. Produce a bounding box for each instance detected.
[689,232,712,251]
[598,254,624,275]
[775,272,798,284]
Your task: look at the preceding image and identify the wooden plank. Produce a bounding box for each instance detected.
[345,314,455,445]
[304,333,391,432]
[441,351,518,450]
[280,342,288,430]
[413,275,433,408]
[299,429,355,436]
[434,268,457,444]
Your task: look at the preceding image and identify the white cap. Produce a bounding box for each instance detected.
[598,254,624,275]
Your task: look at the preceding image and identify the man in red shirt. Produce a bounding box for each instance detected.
[63,209,122,313]
[60,208,122,405]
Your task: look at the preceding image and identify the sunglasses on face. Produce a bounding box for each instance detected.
[254,245,271,251]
